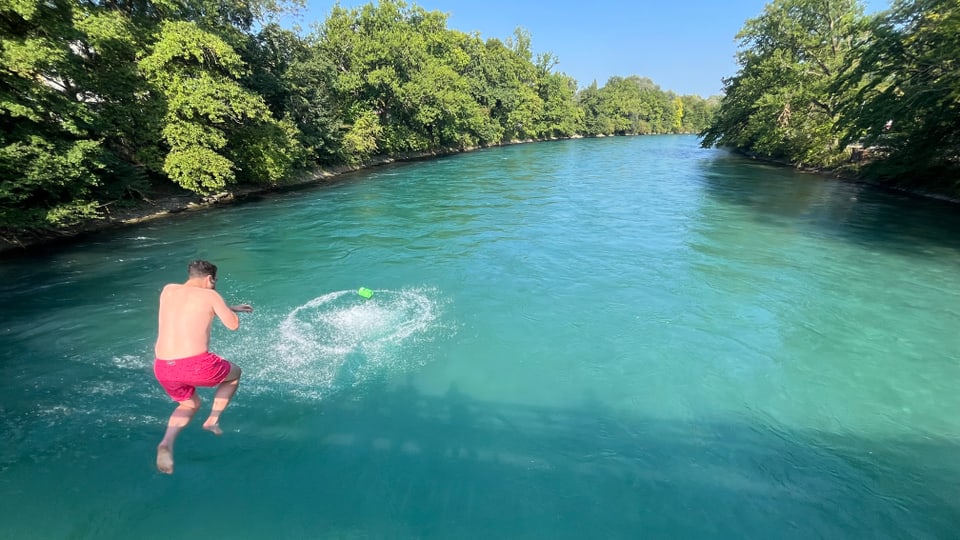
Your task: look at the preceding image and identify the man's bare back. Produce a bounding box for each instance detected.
[155,283,243,359]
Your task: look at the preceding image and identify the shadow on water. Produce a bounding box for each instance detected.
[698,152,960,256]
[3,377,958,539]
[211,382,960,540]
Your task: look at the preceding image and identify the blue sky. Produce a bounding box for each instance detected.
[283,0,891,97]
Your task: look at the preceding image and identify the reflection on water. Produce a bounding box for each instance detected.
[699,154,960,255]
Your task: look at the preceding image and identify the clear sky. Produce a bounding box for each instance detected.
[283,0,891,98]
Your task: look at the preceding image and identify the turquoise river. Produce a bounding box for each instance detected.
[1,135,959,539]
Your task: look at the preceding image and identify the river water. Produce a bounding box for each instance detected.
[1,135,959,538]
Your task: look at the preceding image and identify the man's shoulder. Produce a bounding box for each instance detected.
[161,283,214,297]
[160,283,187,295]
[159,284,220,311]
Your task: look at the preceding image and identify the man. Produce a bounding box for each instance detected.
[153,260,253,474]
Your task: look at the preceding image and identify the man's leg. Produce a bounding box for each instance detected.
[157,394,201,474]
[202,364,242,436]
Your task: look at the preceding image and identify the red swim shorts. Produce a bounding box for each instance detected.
[154,352,234,402]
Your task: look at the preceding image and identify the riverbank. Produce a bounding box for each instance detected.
[0,138,568,255]
[0,171,327,256]
[0,135,583,255]
[737,149,960,205]
[3,135,953,256]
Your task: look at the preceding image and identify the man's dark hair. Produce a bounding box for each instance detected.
[188,260,217,279]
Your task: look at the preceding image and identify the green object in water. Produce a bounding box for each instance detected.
[358,287,373,299]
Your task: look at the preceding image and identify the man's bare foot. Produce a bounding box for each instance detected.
[157,445,174,474]
[202,421,223,436]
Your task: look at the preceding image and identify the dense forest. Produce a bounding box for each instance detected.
[702,0,959,193]
[0,0,717,238]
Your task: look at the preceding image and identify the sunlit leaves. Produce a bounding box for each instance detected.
[0,0,107,228]
[141,20,300,194]
[0,137,104,228]
[1,0,723,236]
[706,0,959,191]
[341,108,381,164]
[702,0,863,166]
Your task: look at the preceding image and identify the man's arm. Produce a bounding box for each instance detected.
[211,291,242,330]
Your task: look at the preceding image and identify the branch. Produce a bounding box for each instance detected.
[810,98,833,115]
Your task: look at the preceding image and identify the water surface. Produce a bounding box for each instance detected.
[2,136,959,538]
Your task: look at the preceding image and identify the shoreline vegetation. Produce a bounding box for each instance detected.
[0,133,653,253]
[1,0,718,251]
[0,138,550,253]
[700,0,959,195]
[3,0,957,255]
[3,133,950,256]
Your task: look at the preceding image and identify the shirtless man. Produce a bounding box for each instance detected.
[153,260,253,474]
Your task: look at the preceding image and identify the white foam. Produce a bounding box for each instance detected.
[245,288,446,400]
[85,380,134,396]
[111,355,150,370]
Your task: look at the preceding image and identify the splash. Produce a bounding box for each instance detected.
[252,287,444,399]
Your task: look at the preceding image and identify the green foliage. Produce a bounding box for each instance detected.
[680,95,718,133]
[317,0,502,153]
[582,76,681,136]
[162,146,234,193]
[702,0,863,167]
[9,0,956,238]
[468,36,543,141]
[577,82,612,135]
[0,0,108,229]
[72,7,164,172]
[1,0,721,236]
[670,96,684,133]
[0,137,105,228]
[231,117,303,184]
[836,0,960,183]
[703,0,959,195]
[141,20,301,194]
[341,108,382,164]
[400,58,487,147]
[538,71,581,137]
[243,23,340,163]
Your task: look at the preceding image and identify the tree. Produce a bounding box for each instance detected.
[317,0,460,155]
[591,76,673,135]
[0,0,109,229]
[679,94,717,133]
[577,81,613,135]
[72,6,164,176]
[669,96,684,133]
[702,0,864,167]
[836,0,960,184]
[537,71,581,137]
[472,35,543,141]
[140,20,301,194]
[1,0,724,237]
[243,23,340,163]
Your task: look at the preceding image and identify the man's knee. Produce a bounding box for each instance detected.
[178,395,201,410]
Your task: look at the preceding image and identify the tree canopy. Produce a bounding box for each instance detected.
[702,0,960,191]
[0,0,716,237]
